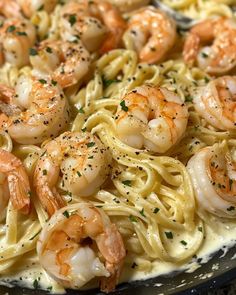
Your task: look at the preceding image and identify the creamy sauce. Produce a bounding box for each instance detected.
[1,217,236,293]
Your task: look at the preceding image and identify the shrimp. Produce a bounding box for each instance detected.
[37,203,126,293]
[0,148,30,216]
[30,40,91,89]
[123,7,176,63]
[115,85,189,153]
[107,0,150,12]
[60,0,126,53]
[0,0,22,18]
[17,0,57,18]
[194,76,236,131]
[34,131,112,217]
[0,18,36,67]
[183,17,236,74]
[0,75,70,144]
[187,142,236,218]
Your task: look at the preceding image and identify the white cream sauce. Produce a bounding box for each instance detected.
[1,217,236,293]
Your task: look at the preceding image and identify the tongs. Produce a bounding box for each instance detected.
[152,0,236,30]
[151,0,196,29]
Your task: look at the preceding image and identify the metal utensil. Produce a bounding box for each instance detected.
[152,0,236,30]
[151,0,197,30]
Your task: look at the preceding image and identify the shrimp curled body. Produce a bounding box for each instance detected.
[115,85,189,153]
[34,131,112,217]
[37,203,126,293]
[17,0,57,18]
[187,143,236,218]
[0,75,70,144]
[0,0,22,18]
[123,7,176,63]
[194,76,236,131]
[60,0,126,53]
[183,17,236,74]
[0,148,30,217]
[30,40,91,89]
[0,19,36,67]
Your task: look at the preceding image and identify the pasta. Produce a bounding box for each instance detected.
[162,0,235,19]
[0,0,236,293]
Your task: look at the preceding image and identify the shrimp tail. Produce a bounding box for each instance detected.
[8,169,31,214]
[99,224,126,293]
[0,83,15,104]
[183,33,200,65]
[36,184,66,217]
[100,261,123,293]
[100,32,120,54]
[0,149,31,214]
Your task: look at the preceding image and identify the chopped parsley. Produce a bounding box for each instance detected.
[185,94,193,102]
[153,207,160,214]
[39,79,47,84]
[102,76,120,87]
[86,142,95,148]
[16,31,27,36]
[165,231,173,239]
[46,46,52,53]
[201,52,209,58]
[122,180,131,186]
[33,279,39,289]
[63,210,70,218]
[78,107,85,114]
[198,227,203,232]
[7,25,16,32]
[77,171,82,177]
[81,127,87,132]
[29,48,38,56]
[69,14,77,26]
[180,240,187,246]
[139,208,146,217]
[42,169,47,175]
[120,100,128,112]
[129,215,137,222]
[51,80,57,86]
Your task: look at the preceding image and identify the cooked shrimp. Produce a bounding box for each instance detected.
[30,40,91,88]
[37,203,126,293]
[60,0,126,53]
[0,75,70,144]
[17,0,57,18]
[187,142,236,218]
[0,18,36,67]
[183,17,236,74]
[0,148,30,216]
[194,76,236,130]
[0,83,21,117]
[34,131,112,216]
[123,7,176,63]
[107,0,150,12]
[115,85,189,153]
[0,0,22,18]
